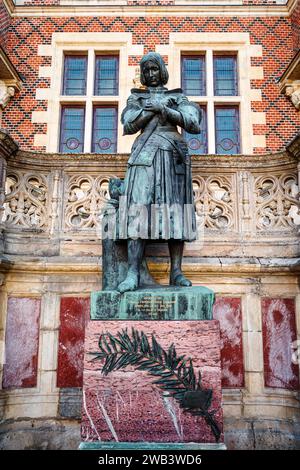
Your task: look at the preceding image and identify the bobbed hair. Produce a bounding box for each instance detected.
[140,52,169,86]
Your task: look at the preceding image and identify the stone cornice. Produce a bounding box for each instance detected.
[2,256,300,275]
[2,129,299,168]
[11,149,297,171]
[9,3,290,18]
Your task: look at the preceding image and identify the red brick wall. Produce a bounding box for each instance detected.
[1,12,299,153]
[291,0,300,53]
[0,0,11,51]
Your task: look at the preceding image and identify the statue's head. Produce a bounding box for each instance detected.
[140,52,169,87]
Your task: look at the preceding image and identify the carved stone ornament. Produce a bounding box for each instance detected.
[0,81,15,109]
[285,84,300,110]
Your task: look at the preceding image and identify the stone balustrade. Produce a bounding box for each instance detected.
[0,129,299,260]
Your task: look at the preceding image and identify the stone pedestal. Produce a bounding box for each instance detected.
[80,286,225,450]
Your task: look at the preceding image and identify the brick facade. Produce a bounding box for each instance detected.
[291,0,300,52]
[0,1,11,52]
[2,10,299,153]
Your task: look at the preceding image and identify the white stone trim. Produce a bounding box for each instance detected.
[250,89,262,102]
[250,66,264,80]
[251,112,266,125]
[34,134,48,147]
[37,45,52,57]
[32,111,48,124]
[38,66,52,79]
[35,88,50,101]
[11,3,290,18]
[253,135,267,148]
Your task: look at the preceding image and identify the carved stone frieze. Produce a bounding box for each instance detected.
[255,173,299,231]
[2,171,48,230]
[193,175,235,231]
[63,174,113,230]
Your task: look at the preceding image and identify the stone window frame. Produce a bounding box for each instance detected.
[158,32,263,154]
[45,33,141,154]
[179,46,244,154]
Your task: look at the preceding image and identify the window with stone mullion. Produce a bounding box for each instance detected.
[59,106,85,153]
[62,55,87,96]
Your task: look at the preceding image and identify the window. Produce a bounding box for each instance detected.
[95,56,119,95]
[92,106,118,153]
[181,52,240,154]
[181,56,205,96]
[184,105,208,155]
[59,53,119,153]
[213,55,238,96]
[63,55,87,95]
[215,106,240,154]
[59,106,85,153]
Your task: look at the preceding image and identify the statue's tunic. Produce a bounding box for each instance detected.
[120,87,201,241]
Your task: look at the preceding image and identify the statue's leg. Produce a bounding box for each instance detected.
[168,240,192,287]
[117,239,145,293]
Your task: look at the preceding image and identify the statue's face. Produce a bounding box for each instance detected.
[142,60,161,87]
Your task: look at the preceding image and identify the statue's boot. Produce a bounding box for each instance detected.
[117,239,145,293]
[170,269,192,287]
[168,240,192,287]
[118,268,139,293]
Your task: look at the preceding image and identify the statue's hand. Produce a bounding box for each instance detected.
[144,99,163,114]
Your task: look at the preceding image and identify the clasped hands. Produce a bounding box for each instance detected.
[144,97,173,114]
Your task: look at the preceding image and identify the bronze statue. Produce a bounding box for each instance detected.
[116,52,201,293]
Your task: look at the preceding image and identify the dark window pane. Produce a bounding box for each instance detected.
[63,56,87,95]
[215,106,240,154]
[59,106,85,153]
[183,105,208,155]
[214,56,238,96]
[181,56,206,96]
[95,56,119,95]
[92,107,117,153]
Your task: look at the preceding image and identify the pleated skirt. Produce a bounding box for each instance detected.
[118,149,196,241]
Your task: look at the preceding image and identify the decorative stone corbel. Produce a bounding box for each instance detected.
[0,81,15,110]
[285,84,300,110]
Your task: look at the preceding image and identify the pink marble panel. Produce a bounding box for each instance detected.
[81,320,223,444]
[213,297,244,388]
[2,297,40,389]
[262,298,299,390]
[57,296,90,388]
